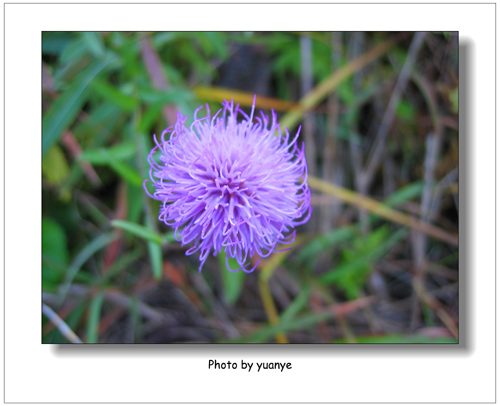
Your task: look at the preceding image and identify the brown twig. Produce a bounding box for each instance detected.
[413,278,458,339]
[300,34,317,232]
[360,32,427,192]
[348,31,371,233]
[320,31,343,232]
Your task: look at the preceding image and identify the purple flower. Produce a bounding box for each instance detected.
[145,97,311,273]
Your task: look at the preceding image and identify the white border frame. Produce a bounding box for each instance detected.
[4,2,496,403]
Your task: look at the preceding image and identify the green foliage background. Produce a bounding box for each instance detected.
[42,32,458,344]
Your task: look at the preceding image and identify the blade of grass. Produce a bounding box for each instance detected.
[383,181,424,207]
[130,296,143,343]
[107,158,143,187]
[133,104,165,281]
[320,228,408,285]
[280,285,311,324]
[138,88,192,105]
[111,219,176,246]
[42,55,116,156]
[79,141,136,164]
[85,292,105,343]
[137,102,164,134]
[100,248,144,283]
[59,232,118,302]
[217,252,246,305]
[80,143,142,187]
[81,32,105,59]
[144,216,163,280]
[296,226,355,267]
[90,78,138,111]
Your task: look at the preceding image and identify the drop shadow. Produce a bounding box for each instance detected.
[52,36,471,359]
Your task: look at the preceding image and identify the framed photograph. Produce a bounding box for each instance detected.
[5,2,495,403]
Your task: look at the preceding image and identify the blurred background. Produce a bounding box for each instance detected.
[42,31,458,344]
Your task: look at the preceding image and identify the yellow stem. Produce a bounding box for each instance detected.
[258,277,289,344]
[256,242,304,344]
[281,33,409,131]
[308,175,458,246]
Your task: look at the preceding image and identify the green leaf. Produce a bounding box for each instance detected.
[107,159,143,187]
[100,248,144,283]
[79,142,142,186]
[60,38,88,66]
[449,87,458,114]
[217,252,246,305]
[137,102,164,134]
[79,141,136,164]
[42,32,75,56]
[152,32,183,48]
[296,226,355,269]
[42,55,116,156]
[42,217,69,288]
[383,181,424,207]
[86,292,104,343]
[148,241,163,280]
[72,103,122,145]
[42,144,70,186]
[90,78,138,111]
[143,216,163,280]
[138,88,192,105]
[396,99,415,121]
[366,182,424,225]
[127,185,145,225]
[337,81,355,105]
[320,227,408,287]
[204,32,229,59]
[280,286,311,324]
[112,219,175,246]
[59,232,118,300]
[81,32,105,59]
[130,296,143,343]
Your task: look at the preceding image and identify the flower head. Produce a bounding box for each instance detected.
[145,97,311,273]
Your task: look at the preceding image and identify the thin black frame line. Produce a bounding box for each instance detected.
[39,30,459,347]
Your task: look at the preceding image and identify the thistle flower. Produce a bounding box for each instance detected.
[145,97,311,273]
